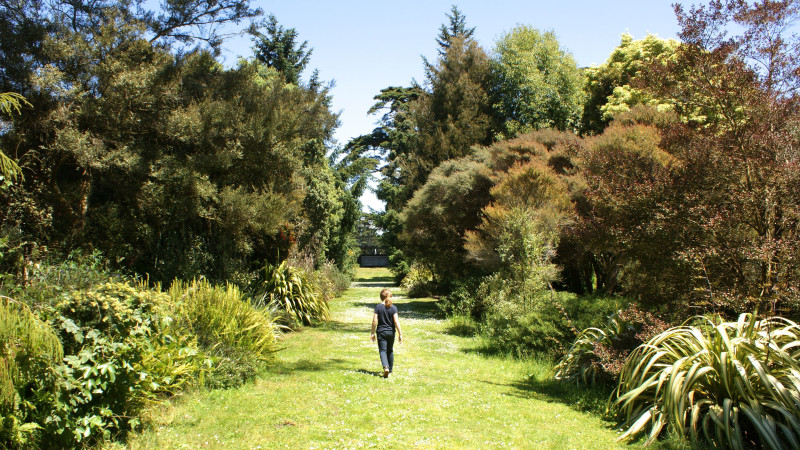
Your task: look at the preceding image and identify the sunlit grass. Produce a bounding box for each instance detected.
[120,267,633,449]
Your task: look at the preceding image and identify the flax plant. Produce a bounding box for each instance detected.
[611,312,800,449]
[554,324,617,385]
[260,261,329,326]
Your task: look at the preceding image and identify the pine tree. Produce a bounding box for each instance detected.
[435,5,475,56]
[252,15,312,84]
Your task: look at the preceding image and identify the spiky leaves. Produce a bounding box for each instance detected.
[262,261,329,326]
[168,279,279,362]
[612,313,800,448]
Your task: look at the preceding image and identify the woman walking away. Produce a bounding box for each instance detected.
[371,288,403,378]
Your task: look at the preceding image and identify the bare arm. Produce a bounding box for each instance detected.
[370,312,378,342]
[393,313,403,343]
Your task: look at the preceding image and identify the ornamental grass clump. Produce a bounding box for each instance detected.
[168,279,279,361]
[611,312,800,449]
[168,279,281,389]
[260,261,329,326]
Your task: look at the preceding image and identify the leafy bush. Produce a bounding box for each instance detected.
[401,263,436,298]
[46,281,202,446]
[168,279,279,388]
[3,250,123,307]
[438,276,486,319]
[554,304,669,385]
[317,260,353,295]
[305,260,353,302]
[260,261,329,326]
[482,290,573,357]
[611,313,800,448]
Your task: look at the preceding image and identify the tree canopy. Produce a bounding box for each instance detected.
[492,26,585,135]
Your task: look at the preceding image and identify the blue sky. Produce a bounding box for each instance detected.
[216,1,687,210]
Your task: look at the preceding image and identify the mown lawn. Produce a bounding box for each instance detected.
[121,267,633,449]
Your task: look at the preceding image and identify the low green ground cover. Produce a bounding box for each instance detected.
[122,268,633,449]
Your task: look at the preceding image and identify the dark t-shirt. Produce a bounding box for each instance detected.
[374,303,398,334]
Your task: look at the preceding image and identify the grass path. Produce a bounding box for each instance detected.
[125,268,631,449]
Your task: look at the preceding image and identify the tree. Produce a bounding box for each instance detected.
[642,0,800,315]
[580,33,679,135]
[411,36,496,190]
[400,130,580,286]
[252,15,312,84]
[0,0,354,284]
[345,8,495,281]
[351,85,422,212]
[492,26,585,136]
[434,5,475,56]
[573,0,800,316]
[574,106,685,299]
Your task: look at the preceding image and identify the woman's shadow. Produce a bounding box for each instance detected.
[356,369,384,377]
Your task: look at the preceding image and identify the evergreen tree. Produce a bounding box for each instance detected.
[411,36,496,193]
[435,5,475,56]
[252,15,311,84]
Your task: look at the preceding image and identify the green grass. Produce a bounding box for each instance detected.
[120,267,634,449]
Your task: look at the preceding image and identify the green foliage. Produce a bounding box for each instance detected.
[260,261,329,326]
[482,290,573,357]
[554,304,669,385]
[400,263,436,298]
[0,297,62,447]
[492,26,585,135]
[252,15,312,84]
[167,279,278,388]
[477,208,566,357]
[414,36,496,174]
[47,281,200,446]
[0,2,350,286]
[612,313,800,448]
[312,260,353,299]
[434,5,475,56]
[400,129,580,288]
[0,92,30,186]
[399,153,494,282]
[581,33,678,134]
[438,276,486,319]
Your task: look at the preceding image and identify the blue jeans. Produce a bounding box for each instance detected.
[377,330,395,371]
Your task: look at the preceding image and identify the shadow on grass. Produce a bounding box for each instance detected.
[444,324,477,337]
[355,369,384,378]
[352,299,443,320]
[353,275,395,283]
[351,280,397,288]
[481,375,616,417]
[321,321,370,334]
[443,321,478,337]
[269,357,350,374]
